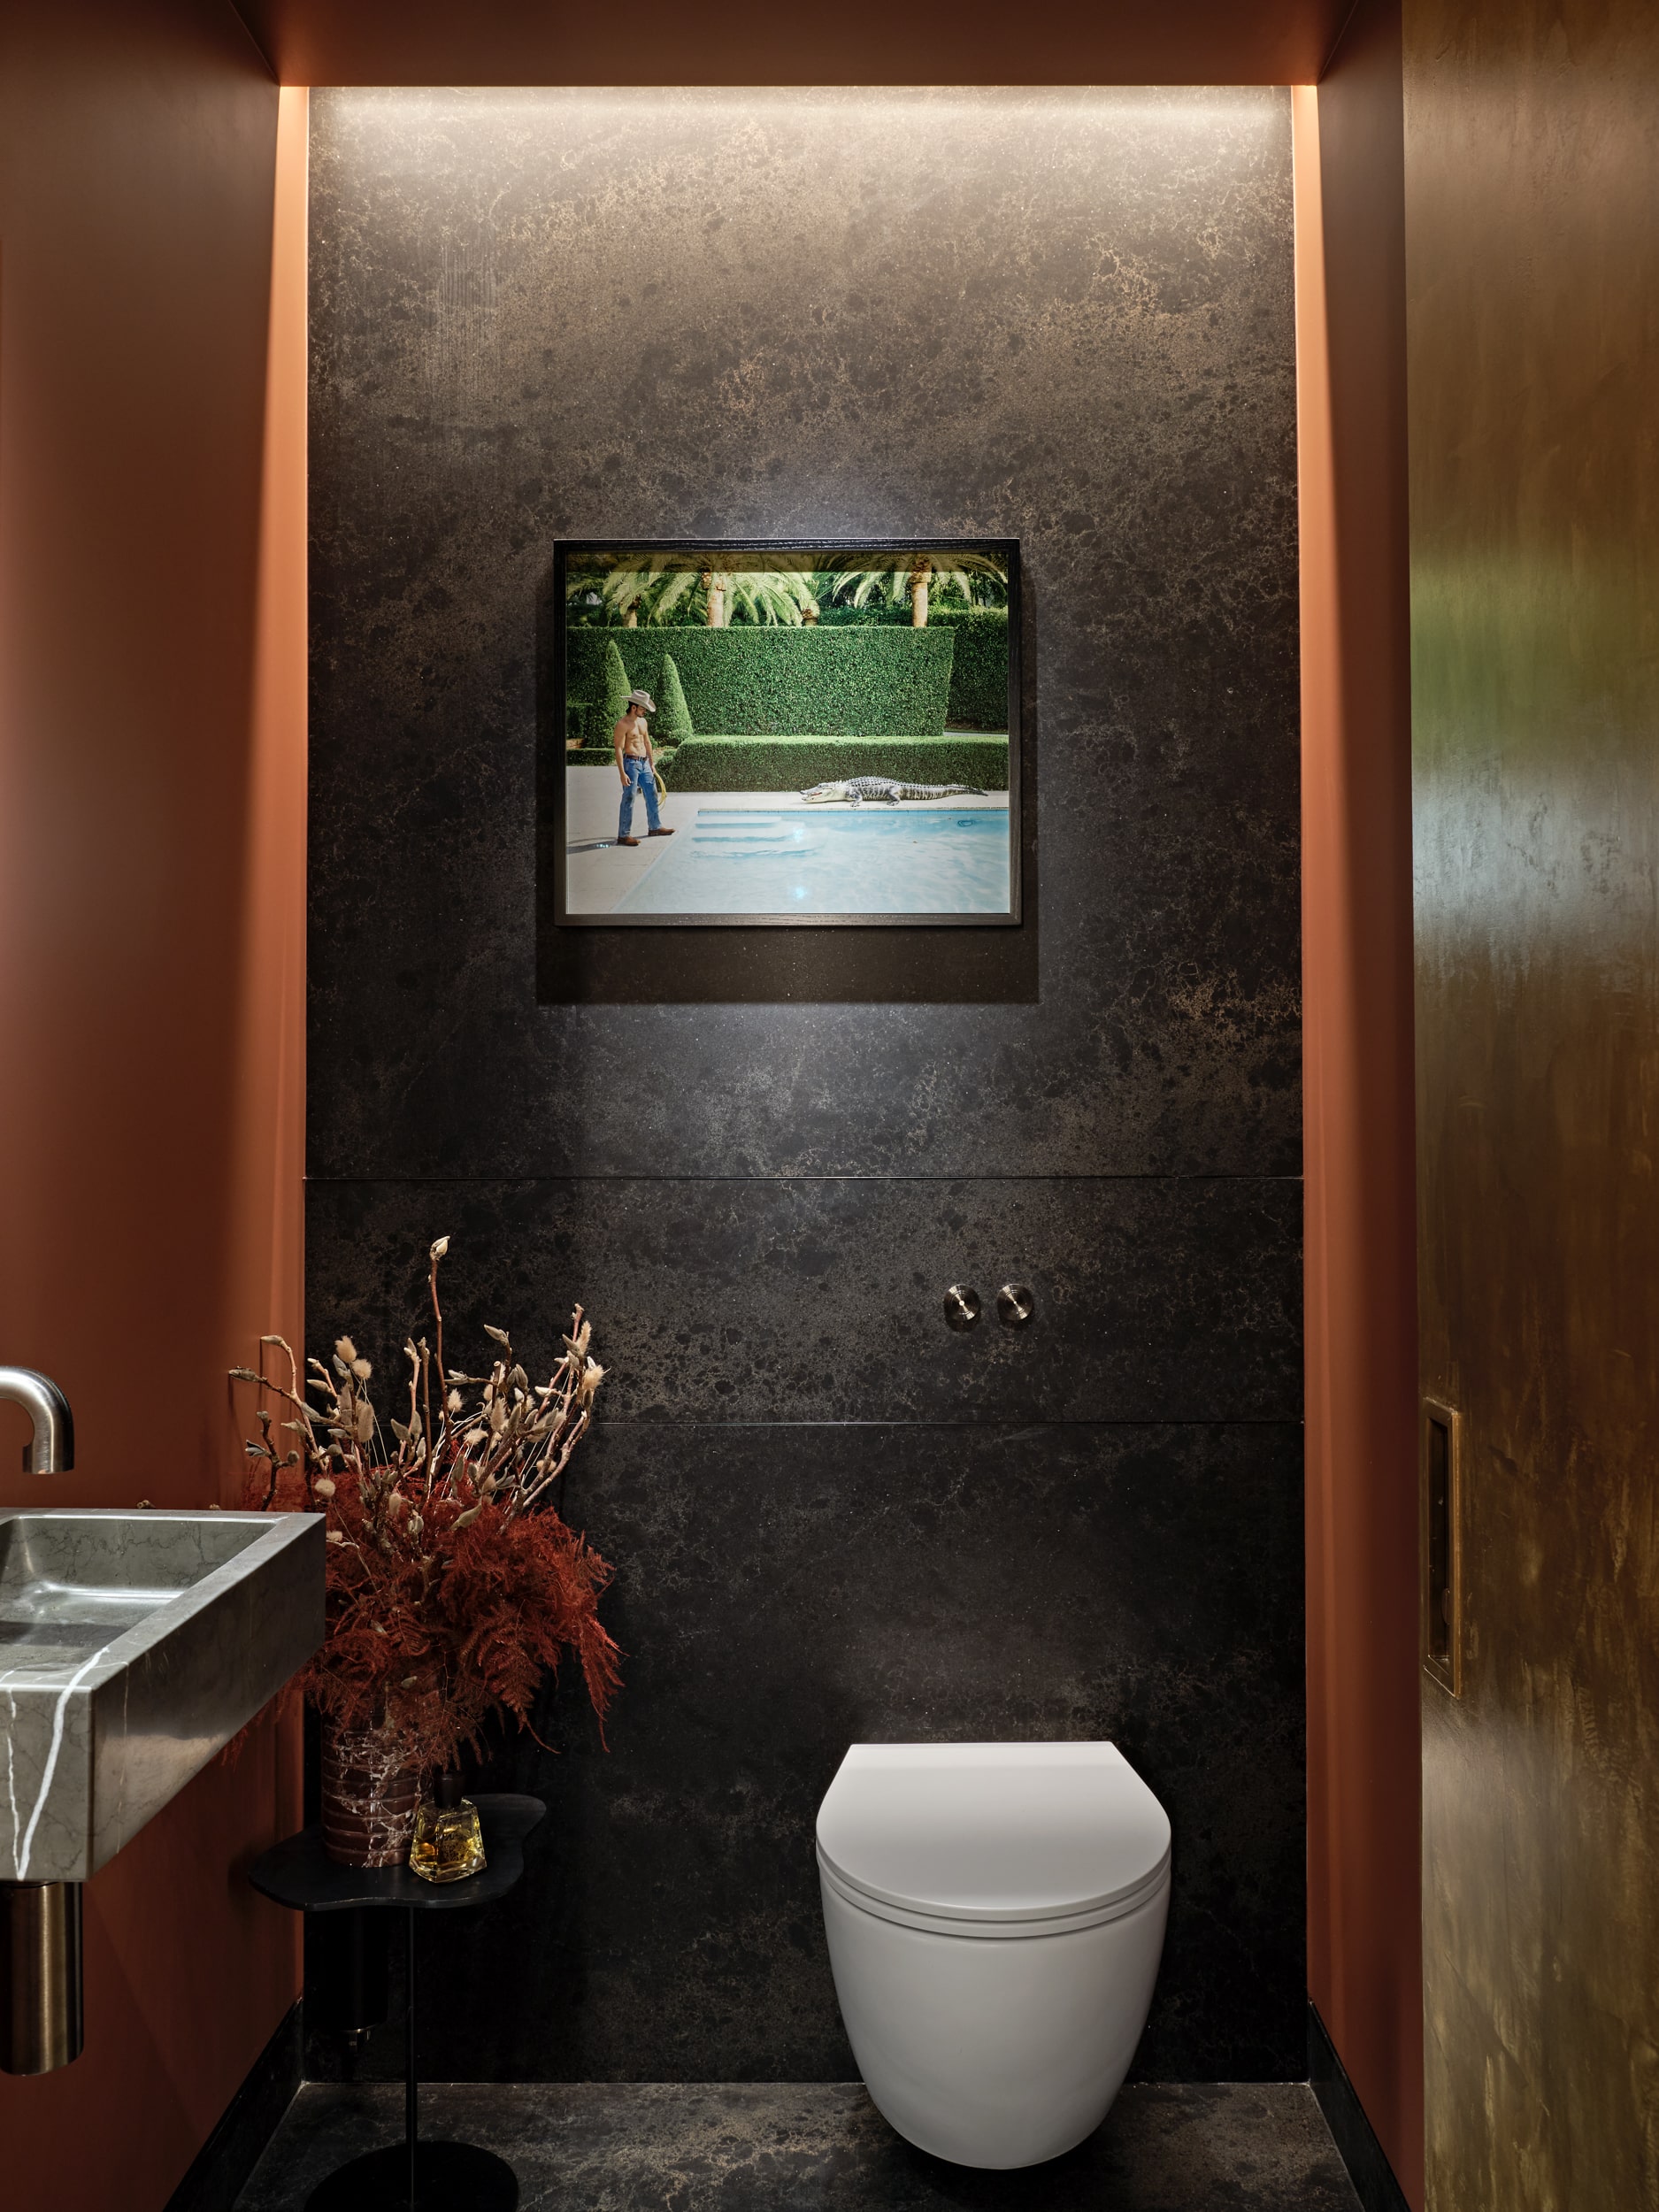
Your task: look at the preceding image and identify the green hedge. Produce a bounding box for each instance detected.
[929,609,1010,728]
[567,744,678,774]
[566,695,626,746]
[601,638,632,729]
[565,626,953,737]
[657,653,694,741]
[665,734,1009,793]
[569,618,1007,733]
[812,601,912,627]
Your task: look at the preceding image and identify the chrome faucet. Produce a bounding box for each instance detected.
[0,1369,74,1474]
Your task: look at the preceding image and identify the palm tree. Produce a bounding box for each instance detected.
[567,555,819,628]
[826,552,1007,626]
[716,570,819,626]
[677,566,815,626]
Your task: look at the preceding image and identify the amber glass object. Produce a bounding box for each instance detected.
[408,1772,486,1884]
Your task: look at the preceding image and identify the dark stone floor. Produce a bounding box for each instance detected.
[234,2081,1362,2211]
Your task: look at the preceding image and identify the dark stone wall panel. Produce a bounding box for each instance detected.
[305,86,1303,2086]
[306,1422,1304,2085]
[305,1175,1301,1425]
[305,86,1299,1180]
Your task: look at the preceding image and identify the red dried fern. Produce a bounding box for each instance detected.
[232,1237,620,1773]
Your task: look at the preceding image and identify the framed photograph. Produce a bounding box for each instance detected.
[549,539,1020,928]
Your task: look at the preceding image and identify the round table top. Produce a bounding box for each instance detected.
[249,1793,545,1913]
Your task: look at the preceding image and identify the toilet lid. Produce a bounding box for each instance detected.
[816,1742,1171,1925]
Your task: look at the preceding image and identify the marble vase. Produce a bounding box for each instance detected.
[319,1716,419,1867]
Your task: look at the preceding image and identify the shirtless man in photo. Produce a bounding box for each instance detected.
[613,687,675,848]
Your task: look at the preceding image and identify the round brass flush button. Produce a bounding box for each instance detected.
[943,1286,981,1332]
[996,1283,1034,1326]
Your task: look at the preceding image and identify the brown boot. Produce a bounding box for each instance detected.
[648,826,676,837]
[616,836,640,848]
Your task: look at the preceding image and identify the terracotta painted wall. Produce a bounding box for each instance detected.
[1406,0,1659,2202]
[0,4,307,2203]
[1295,2,1423,2201]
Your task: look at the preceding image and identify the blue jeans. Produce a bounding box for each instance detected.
[618,754,662,838]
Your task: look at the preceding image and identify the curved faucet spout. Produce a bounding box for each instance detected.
[0,1369,74,1475]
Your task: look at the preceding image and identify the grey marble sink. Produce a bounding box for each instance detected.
[0,1509,324,1883]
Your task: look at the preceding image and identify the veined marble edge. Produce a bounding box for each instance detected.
[0,1509,322,1692]
[0,1511,324,1882]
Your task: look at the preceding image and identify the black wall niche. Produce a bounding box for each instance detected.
[306,86,1303,2084]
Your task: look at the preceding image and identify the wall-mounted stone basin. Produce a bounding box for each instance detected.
[0,1509,323,1884]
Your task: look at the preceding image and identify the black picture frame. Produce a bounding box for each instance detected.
[546,538,1022,933]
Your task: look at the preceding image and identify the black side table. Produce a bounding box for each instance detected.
[250,1793,544,2212]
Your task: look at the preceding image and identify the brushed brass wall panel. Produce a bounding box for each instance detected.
[1404,3,1659,2205]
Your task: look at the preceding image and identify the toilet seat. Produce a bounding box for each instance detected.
[817,1850,1167,1939]
[816,1741,1171,1939]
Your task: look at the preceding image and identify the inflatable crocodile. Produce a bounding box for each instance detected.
[798,777,988,806]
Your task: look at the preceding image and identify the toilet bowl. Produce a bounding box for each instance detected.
[816,1741,1171,2170]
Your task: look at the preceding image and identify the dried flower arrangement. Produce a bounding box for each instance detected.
[232,1237,620,1783]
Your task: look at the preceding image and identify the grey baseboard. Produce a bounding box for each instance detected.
[165,2001,302,2212]
[1309,2000,1412,2212]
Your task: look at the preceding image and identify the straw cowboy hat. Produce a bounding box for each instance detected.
[626,688,657,712]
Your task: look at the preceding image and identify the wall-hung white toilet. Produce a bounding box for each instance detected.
[817,1740,1171,2170]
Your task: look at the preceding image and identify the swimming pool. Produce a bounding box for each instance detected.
[611,807,1012,917]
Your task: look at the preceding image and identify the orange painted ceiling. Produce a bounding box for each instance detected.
[231,0,1351,87]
